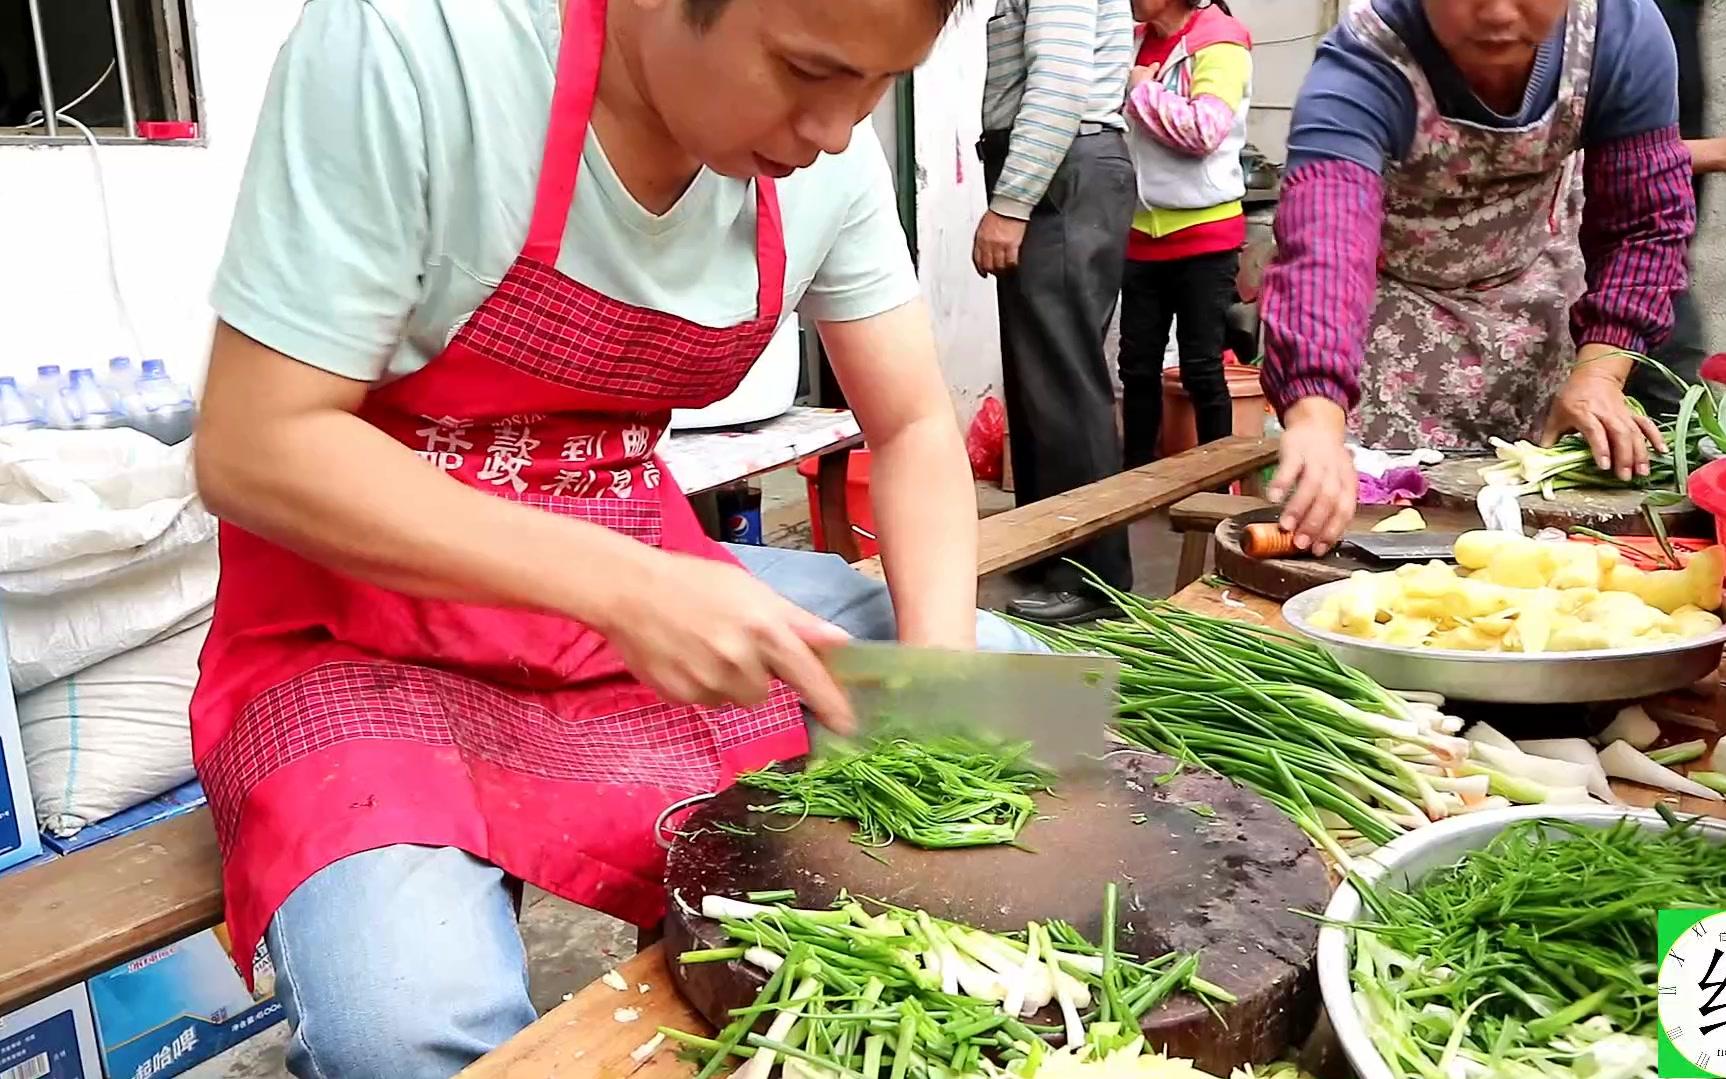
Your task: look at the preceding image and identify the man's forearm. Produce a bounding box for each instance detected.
[869,415,980,648]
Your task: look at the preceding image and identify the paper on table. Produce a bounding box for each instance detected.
[1476,483,1524,534]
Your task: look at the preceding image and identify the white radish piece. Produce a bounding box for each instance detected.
[1537,785,1597,805]
[1464,722,1521,754]
[1712,739,1726,774]
[736,975,821,1079]
[1451,796,1513,815]
[1600,740,1726,801]
[601,969,629,992]
[1469,741,1593,790]
[1514,738,1622,804]
[1597,705,1661,750]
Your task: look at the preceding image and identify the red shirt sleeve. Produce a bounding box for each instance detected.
[1258,160,1385,416]
[1572,124,1695,354]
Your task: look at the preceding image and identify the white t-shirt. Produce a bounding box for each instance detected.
[212,0,919,384]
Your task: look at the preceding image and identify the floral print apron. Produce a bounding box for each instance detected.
[1346,0,1594,450]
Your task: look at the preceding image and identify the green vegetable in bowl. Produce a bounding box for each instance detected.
[1344,814,1726,1079]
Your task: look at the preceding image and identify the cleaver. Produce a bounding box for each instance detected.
[1340,531,1465,562]
[822,642,1119,774]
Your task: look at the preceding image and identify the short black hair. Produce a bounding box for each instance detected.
[683,0,968,30]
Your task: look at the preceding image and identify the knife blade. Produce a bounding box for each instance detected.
[822,642,1119,774]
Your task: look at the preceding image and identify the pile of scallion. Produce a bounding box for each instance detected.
[1479,352,1721,501]
[1018,585,1596,866]
[664,884,1237,1079]
[740,733,1049,850]
[1344,810,1726,1079]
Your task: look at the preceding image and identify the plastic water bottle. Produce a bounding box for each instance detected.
[133,359,196,444]
[0,378,41,428]
[30,364,80,429]
[105,356,147,421]
[67,368,124,429]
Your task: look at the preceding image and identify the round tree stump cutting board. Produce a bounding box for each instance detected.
[663,751,1330,1074]
[1213,504,1484,603]
[1423,455,1709,537]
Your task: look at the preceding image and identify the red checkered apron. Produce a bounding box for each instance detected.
[190,0,807,974]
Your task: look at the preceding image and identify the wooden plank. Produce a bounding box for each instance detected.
[816,448,863,562]
[856,436,1278,581]
[459,947,700,1079]
[0,808,224,1013]
[1174,532,1212,592]
[1169,492,1273,533]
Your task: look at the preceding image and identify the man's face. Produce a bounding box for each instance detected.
[632,0,944,178]
[1424,0,1568,72]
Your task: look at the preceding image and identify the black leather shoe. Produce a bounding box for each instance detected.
[1006,589,1120,626]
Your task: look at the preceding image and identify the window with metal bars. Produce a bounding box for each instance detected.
[0,0,200,144]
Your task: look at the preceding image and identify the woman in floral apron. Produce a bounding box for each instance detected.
[191,0,1036,1073]
[1254,0,1694,552]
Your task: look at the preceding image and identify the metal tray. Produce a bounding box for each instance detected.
[1282,578,1726,703]
[1316,806,1726,1079]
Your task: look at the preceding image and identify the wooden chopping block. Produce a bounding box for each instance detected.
[1423,456,1710,537]
[662,751,1331,1074]
[1212,504,1484,603]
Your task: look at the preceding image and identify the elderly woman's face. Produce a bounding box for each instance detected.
[1425,0,1567,71]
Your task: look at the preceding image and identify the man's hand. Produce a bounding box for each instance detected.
[1267,397,1356,555]
[973,210,1029,277]
[597,550,857,733]
[1128,64,1160,92]
[1540,346,1665,481]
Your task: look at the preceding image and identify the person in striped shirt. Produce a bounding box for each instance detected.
[978,0,1138,625]
[1259,0,1695,554]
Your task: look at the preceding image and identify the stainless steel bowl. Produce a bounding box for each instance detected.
[1282,579,1726,703]
[1317,805,1726,1079]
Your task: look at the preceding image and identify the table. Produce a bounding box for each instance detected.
[661,406,864,559]
[464,578,1726,1076]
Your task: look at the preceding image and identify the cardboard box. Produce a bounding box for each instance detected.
[0,608,42,876]
[0,983,102,1079]
[89,928,282,1079]
[40,783,204,857]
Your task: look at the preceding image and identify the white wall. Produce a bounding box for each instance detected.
[1697,5,1725,350]
[912,5,1001,427]
[0,1,302,389]
[1229,0,1329,163]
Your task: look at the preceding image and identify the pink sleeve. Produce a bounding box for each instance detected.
[1258,160,1386,416]
[1125,81,1236,158]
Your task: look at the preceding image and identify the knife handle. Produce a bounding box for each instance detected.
[1243,522,1304,560]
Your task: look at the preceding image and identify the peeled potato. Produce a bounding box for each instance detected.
[1548,622,1617,651]
[1454,530,1515,571]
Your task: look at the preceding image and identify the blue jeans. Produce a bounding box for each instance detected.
[267,546,1043,1077]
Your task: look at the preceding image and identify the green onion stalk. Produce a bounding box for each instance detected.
[739,732,1051,850]
[1342,812,1726,1079]
[667,887,1236,1077]
[1479,351,1723,501]
[1015,580,1506,866]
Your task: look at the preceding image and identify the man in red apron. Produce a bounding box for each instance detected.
[193,0,1034,1072]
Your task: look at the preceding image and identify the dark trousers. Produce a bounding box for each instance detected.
[1625,286,1708,420]
[1117,250,1240,468]
[981,129,1136,592]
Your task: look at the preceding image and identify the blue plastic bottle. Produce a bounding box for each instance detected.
[133,360,197,444]
[68,369,123,429]
[0,377,41,428]
[29,365,79,428]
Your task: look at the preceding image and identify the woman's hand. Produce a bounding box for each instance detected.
[592,550,856,732]
[1540,351,1666,482]
[1128,64,1160,92]
[1267,398,1357,555]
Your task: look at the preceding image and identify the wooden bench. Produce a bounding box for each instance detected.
[1168,492,1274,591]
[0,435,1279,1017]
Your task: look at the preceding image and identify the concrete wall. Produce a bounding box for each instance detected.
[1698,5,1725,351]
[0,1,303,389]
